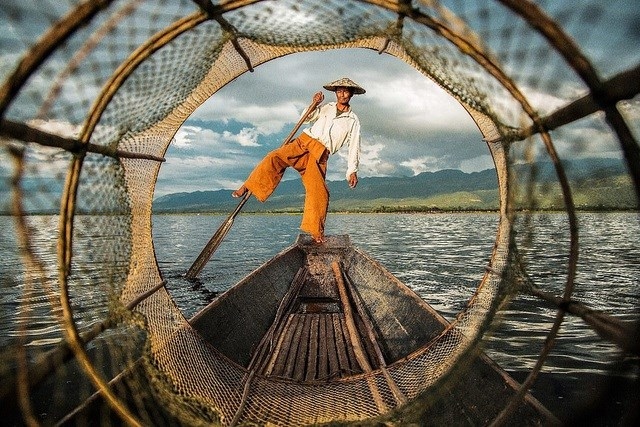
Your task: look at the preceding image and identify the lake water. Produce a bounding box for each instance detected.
[152,212,639,366]
[152,211,640,422]
[2,211,639,422]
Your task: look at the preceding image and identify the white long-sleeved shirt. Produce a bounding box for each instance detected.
[301,102,361,179]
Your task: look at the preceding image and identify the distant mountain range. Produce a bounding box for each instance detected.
[153,158,636,213]
[0,158,634,214]
[153,168,499,213]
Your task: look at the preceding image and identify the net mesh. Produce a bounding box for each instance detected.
[1,0,638,425]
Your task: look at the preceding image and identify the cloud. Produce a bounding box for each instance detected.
[2,2,636,206]
[158,48,494,194]
[173,124,261,154]
[190,96,300,135]
[223,127,260,147]
[460,154,495,173]
[16,49,625,198]
[173,125,200,149]
[28,118,81,139]
[400,156,441,176]
[150,8,636,196]
[361,70,477,136]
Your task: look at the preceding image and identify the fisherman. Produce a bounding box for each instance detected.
[232,77,365,244]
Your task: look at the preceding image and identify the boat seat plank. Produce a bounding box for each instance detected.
[293,315,312,381]
[305,314,320,382]
[317,314,330,380]
[332,313,353,375]
[268,314,300,377]
[250,252,388,382]
[283,315,306,379]
[323,314,341,379]
[256,301,382,381]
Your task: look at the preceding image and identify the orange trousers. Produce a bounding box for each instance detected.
[244,133,330,239]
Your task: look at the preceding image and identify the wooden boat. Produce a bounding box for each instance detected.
[190,234,559,426]
[23,234,559,426]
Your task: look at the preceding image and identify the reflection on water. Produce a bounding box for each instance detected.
[1,214,129,353]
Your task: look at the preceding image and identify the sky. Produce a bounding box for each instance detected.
[0,2,636,201]
[151,1,640,199]
[154,48,494,197]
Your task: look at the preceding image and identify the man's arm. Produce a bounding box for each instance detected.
[302,91,325,123]
[313,91,324,104]
[348,172,358,188]
[345,119,361,186]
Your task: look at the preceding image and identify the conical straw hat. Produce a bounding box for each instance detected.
[323,77,366,94]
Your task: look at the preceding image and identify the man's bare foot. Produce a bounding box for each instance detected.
[313,235,326,244]
[232,185,247,198]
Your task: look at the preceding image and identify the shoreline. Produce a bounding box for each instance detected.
[2,207,638,217]
[149,207,639,216]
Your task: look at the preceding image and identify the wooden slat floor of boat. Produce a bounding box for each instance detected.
[263,312,366,381]
[248,243,384,382]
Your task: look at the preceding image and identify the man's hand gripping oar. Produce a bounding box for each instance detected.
[185,96,322,279]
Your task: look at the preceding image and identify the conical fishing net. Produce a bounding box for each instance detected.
[1,0,638,425]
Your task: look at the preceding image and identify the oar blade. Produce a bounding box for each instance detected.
[184,193,249,279]
[185,218,233,279]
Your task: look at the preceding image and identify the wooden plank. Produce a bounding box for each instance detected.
[343,322,361,374]
[249,267,308,372]
[325,314,340,378]
[333,261,388,413]
[332,314,351,376]
[332,261,371,373]
[342,271,407,404]
[317,314,329,380]
[305,314,320,381]
[293,315,312,381]
[262,314,294,376]
[266,314,299,377]
[283,315,305,379]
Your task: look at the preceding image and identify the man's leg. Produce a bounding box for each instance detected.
[299,158,329,242]
[237,139,306,202]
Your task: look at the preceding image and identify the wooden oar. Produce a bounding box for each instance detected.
[185,98,320,279]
